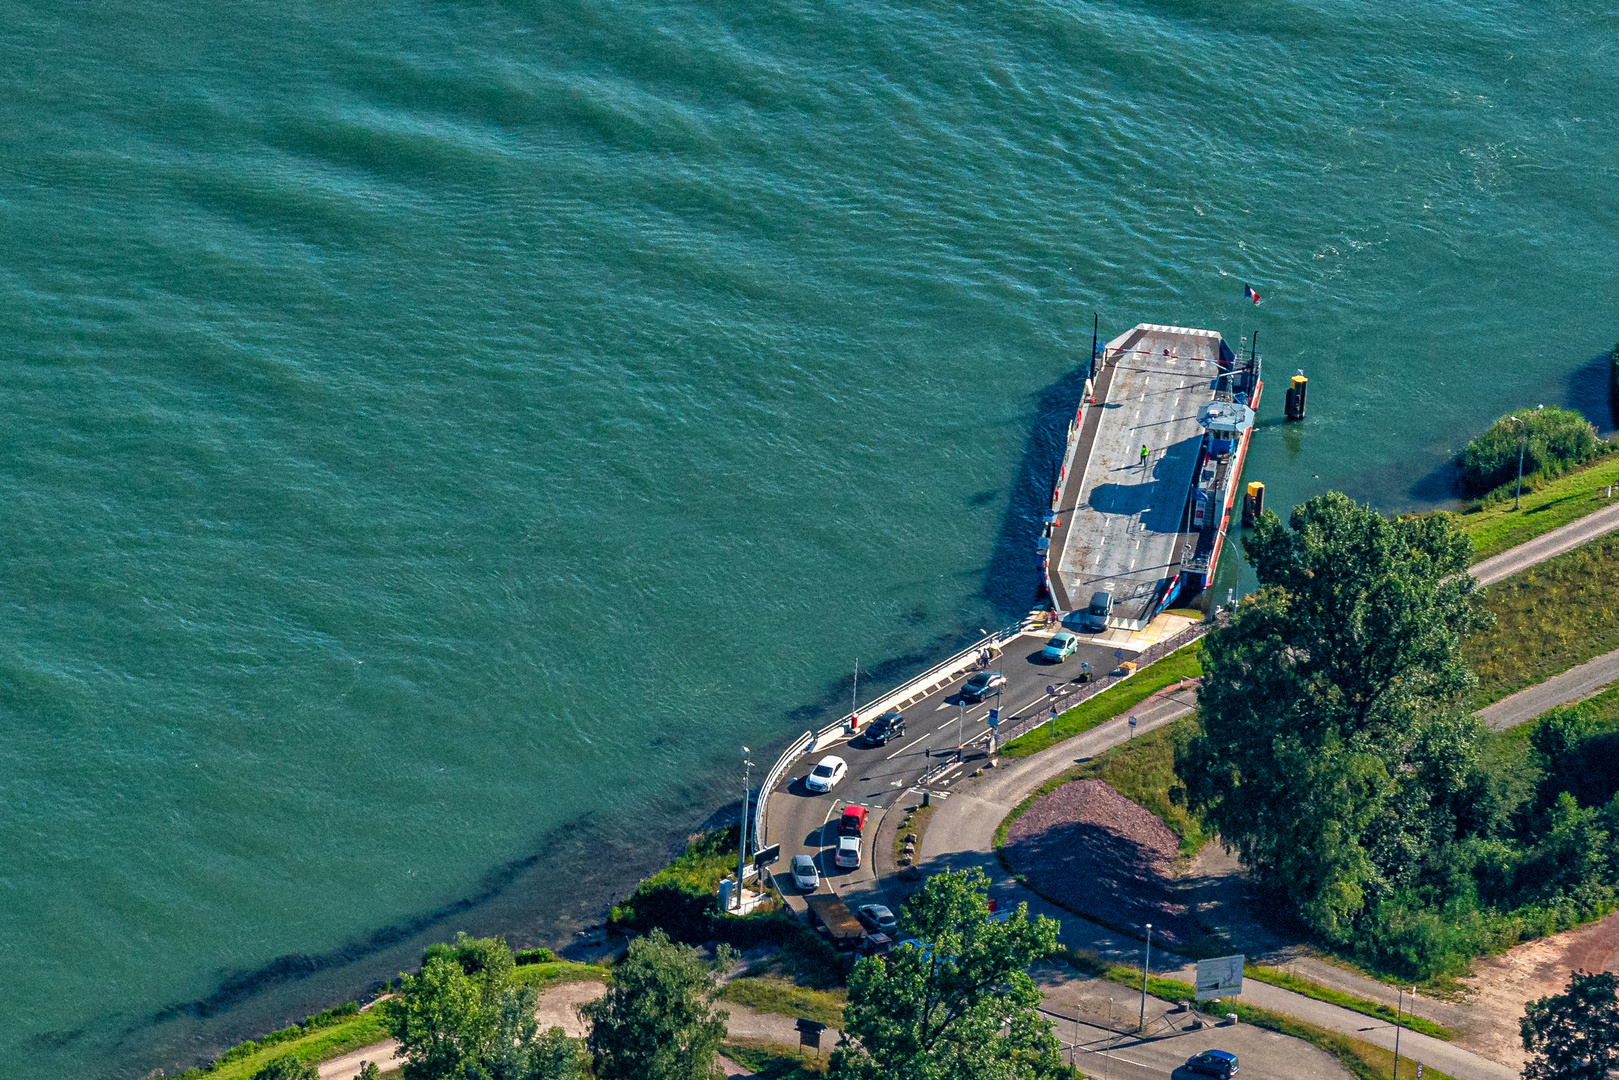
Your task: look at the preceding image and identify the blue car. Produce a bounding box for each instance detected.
[1041,632,1079,662]
[1185,1050,1239,1078]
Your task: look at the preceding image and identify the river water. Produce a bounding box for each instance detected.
[2,0,1614,1075]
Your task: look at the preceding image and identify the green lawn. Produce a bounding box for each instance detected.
[1445,454,1619,561]
[721,1039,827,1079]
[999,641,1202,759]
[1465,533,1619,706]
[721,975,846,1027]
[512,959,613,991]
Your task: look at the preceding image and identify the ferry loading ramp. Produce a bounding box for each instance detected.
[1051,324,1226,630]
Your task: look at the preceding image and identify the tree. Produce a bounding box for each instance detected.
[1178,493,1490,942]
[830,868,1064,1080]
[251,1057,318,1080]
[581,929,731,1080]
[358,1064,381,1080]
[1522,971,1619,1080]
[386,933,588,1080]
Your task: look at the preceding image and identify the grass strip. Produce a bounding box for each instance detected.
[1057,949,1458,1080]
[1464,532,1619,706]
[1243,965,1453,1040]
[999,642,1202,760]
[721,975,847,1028]
[1215,1001,1459,1080]
[1445,453,1619,562]
[512,959,613,991]
[721,1038,828,1078]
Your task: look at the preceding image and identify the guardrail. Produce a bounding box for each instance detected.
[755,619,1029,850]
[754,730,811,855]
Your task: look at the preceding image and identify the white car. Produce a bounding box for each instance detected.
[790,854,819,891]
[805,755,848,793]
[835,835,861,869]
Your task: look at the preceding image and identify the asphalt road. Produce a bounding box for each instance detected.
[766,630,1123,899]
[1470,498,1619,586]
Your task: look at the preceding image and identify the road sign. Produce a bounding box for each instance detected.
[1417,1066,1423,1079]
[1046,684,1057,697]
[753,843,781,869]
[1194,954,1245,1001]
[987,708,1000,729]
[1128,716,1137,731]
[1114,648,1124,660]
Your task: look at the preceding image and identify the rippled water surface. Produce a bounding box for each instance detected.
[2,0,1615,1075]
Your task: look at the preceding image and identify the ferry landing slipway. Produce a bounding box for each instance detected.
[1057,330,1217,629]
[763,629,1118,903]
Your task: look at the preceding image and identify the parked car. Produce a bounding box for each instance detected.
[835,835,861,869]
[1184,1051,1239,1078]
[805,755,848,793]
[790,854,819,892]
[856,903,897,934]
[839,805,868,836]
[859,932,892,956]
[865,711,906,745]
[1041,631,1080,662]
[960,671,1006,702]
[1086,586,1115,630]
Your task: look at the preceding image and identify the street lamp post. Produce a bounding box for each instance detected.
[736,746,752,911]
[1509,405,1543,512]
[1138,923,1153,1030]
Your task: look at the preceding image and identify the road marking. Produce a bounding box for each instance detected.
[886,737,926,760]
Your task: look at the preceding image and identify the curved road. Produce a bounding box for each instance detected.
[765,631,1122,904]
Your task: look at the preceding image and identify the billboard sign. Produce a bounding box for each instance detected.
[1194,954,1244,1001]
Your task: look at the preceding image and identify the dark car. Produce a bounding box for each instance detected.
[1185,1050,1239,1078]
[960,671,1006,702]
[865,712,906,745]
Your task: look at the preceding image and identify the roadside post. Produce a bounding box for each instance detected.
[1138,922,1153,1030]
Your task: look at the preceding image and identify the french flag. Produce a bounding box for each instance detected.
[1244,283,1261,305]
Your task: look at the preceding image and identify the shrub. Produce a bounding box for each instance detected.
[1456,406,1600,495]
[609,827,740,942]
[515,947,556,965]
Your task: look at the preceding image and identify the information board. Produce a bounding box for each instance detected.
[1194,954,1244,1001]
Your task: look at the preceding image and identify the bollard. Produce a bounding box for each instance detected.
[1285,371,1308,421]
[1242,480,1265,527]
[1224,1012,1238,1027]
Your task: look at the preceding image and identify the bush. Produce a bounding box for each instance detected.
[609,827,741,942]
[1456,406,1601,495]
[514,947,555,965]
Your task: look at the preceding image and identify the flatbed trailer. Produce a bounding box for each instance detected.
[805,892,867,950]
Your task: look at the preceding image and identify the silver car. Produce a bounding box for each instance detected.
[790,853,819,891]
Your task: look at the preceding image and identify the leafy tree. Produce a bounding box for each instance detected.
[581,929,731,1080]
[386,933,587,1080]
[830,868,1064,1080]
[358,1064,381,1080]
[1178,492,1490,942]
[1521,970,1619,1080]
[251,1057,318,1080]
